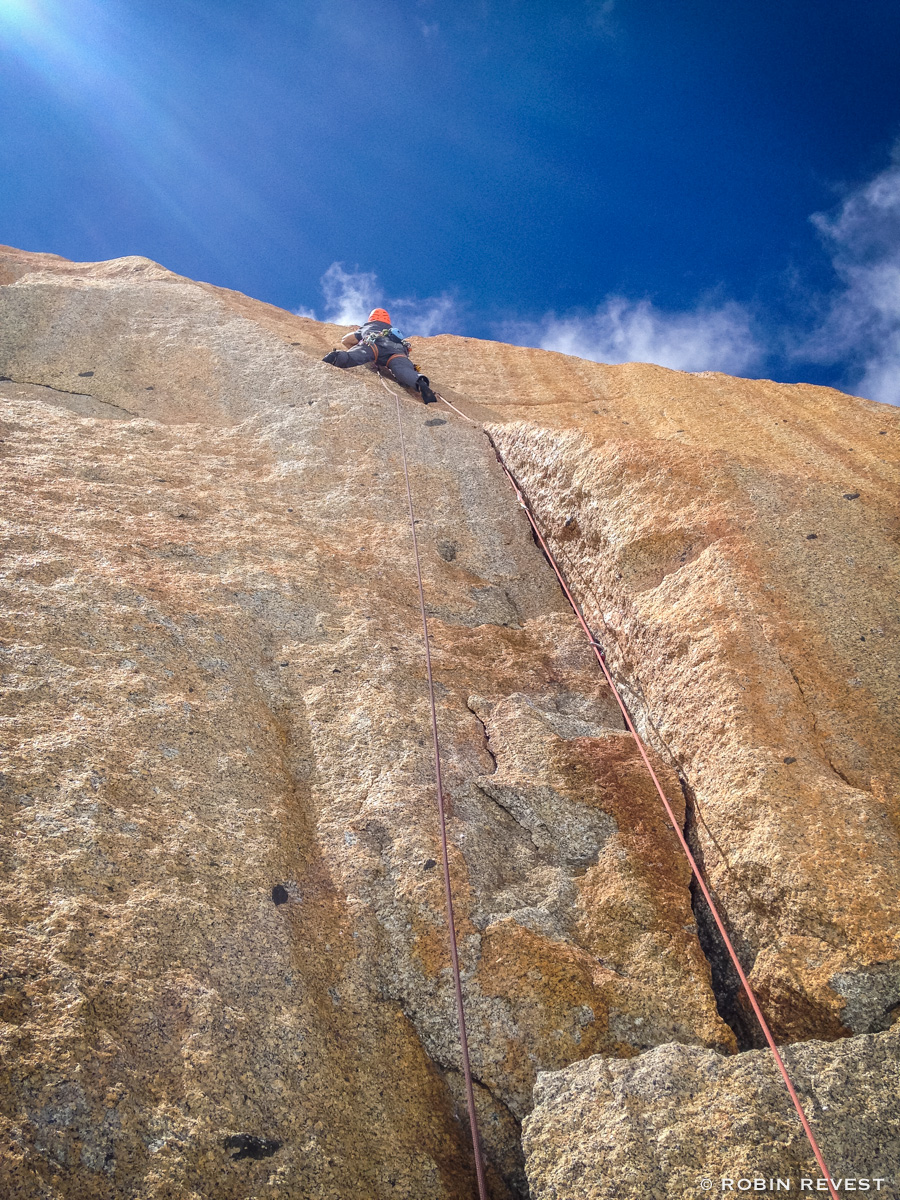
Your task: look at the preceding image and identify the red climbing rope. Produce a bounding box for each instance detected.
[387,376,489,1200]
[435,391,477,424]
[491,452,839,1200]
[380,371,837,1197]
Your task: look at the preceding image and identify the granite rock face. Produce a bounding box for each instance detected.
[483,394,899,1046]
[1,245,897,1199]
[523,1027,900,1199]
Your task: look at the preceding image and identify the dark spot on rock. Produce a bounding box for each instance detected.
[437,541,457,562]
[783,757,797,765]
[0,376,11,382]
[308,400,314,406]
[806,533,818,540]
[423,859,437,871]
[279,661,289,667]
[271,885,289,905]
[224,1134,282,1161]
[287,507,293,512]
[425,418,446,426]
[861,635,866,641]
[145,386,154,391]
[78,370,94,377]
[879,430,886,434]
[843,493,860,500]
[564,515,576,528]
[290,341,301,345]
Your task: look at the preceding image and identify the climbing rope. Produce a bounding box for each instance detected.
[435,390,477,424]
[491,450,840,1200]
[383,373,489,1200]
[378,371,838,1198]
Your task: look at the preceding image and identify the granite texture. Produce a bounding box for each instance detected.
[523,1027,900,1199]
[1,245,897,1199]
[2,248,729,1199]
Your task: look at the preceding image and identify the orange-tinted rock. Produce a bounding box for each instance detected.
[485,392,900,1043]
[1,248,742,1199]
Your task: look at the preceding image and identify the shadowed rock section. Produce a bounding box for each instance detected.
[1,244,898,1199]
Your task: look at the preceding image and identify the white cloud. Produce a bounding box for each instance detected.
[299,153,900,402]
[390,292,458,337]
[804,155,900,406]
[319,263,381,325]
[500,296,761,375]
[298,262,460,336]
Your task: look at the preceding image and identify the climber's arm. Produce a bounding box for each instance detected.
[340,330,361,349]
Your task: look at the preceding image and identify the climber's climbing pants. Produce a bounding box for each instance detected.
[329,344,423,391]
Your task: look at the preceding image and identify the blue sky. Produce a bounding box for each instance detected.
[2,0,899,403]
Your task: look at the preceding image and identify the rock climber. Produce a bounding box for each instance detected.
[321,308,438,404]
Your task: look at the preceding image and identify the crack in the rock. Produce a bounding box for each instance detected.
[2,375,95,398]
[466,699,498,774]
[0,375,139,417]
[784,661,858,789]
[473,782,543,853]
[682,775,762,1051]
[484,445,766,1057]
[440,1063,530,1200]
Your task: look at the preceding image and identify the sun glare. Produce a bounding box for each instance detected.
[0,0,38,31]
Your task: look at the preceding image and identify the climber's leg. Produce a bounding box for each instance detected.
[322,345,376,368]
[386,354,418,387]
[387,354,438,403]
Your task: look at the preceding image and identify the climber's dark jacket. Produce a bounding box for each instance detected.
[327,319,426,392]
[347,320,410,367]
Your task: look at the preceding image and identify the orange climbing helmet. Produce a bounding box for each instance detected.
[367,308,391,325]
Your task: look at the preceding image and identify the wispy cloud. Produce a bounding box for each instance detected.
[801,153,900,405]
[499,296,761,375]
[300,153,900,403]
[585,0,619,38]
[300,262,460,336]
[319,263,380,325]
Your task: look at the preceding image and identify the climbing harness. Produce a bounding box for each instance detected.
[361,326,412,353]
[383,373,489,1200]
[490,449,841,1200]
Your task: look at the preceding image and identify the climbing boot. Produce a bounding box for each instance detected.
[322,350,340,365]
[417,376,438,404]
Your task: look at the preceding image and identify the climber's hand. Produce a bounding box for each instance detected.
[322,350,340,365]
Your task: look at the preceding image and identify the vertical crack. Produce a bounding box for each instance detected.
[466,699,498,774]
[681,775,762,1051]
